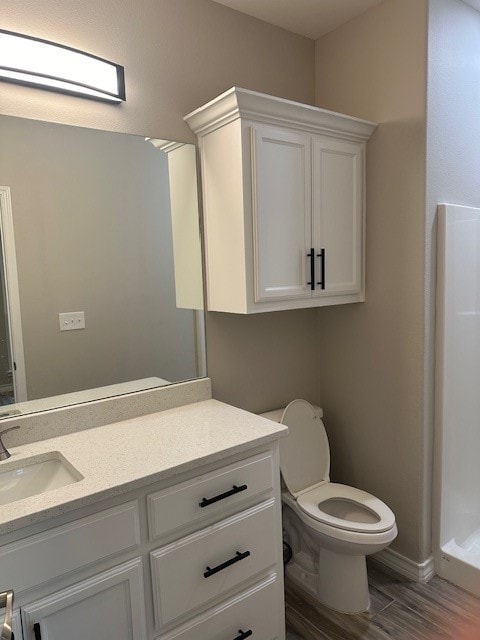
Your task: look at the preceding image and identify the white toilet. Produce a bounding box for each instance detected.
[263,399,397,614]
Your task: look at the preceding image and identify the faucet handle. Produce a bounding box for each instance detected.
[0,426,20,461]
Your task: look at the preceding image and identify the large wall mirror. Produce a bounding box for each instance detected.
[0,114,205,418]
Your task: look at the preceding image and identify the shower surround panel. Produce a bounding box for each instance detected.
[435,203,480,597]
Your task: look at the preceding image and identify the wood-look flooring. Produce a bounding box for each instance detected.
[285,561,480,640]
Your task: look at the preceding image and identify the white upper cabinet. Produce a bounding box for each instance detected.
[185,87,376,314]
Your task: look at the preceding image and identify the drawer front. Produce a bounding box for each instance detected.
[0,502,140,594]
[157,574,282,640]
[148,452,274,541]
[151,499,277,627]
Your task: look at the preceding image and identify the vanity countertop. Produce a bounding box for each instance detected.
[0,399,287,536]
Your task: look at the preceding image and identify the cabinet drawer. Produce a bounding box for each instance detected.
[151,499,277,627]
[0,502,140,594]
[157,574,282,640]
[147,452,274,540]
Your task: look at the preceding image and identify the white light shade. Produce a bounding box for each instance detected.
[0,30,125,103]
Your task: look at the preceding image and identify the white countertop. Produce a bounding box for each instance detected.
[0,399,287,536]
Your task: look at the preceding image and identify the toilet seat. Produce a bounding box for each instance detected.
[296,482,396,534]
[279,399,330,495]
[276,399,396,536]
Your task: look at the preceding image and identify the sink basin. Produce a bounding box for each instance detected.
[0,453,83,506]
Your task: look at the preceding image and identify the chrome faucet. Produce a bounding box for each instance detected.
[0,426,20,461]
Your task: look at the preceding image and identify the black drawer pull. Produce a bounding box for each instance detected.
[199,484,247,508]
[307,248,315,290]
[233,630,253,640]
[317,248,326,290]
[204,550,251,578]
[33,623,42,640]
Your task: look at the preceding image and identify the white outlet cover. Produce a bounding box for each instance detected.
[59,311,85,331]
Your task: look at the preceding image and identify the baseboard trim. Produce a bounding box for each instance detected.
[371,548,435,583]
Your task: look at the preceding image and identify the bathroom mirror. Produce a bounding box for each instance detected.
[0,114,205,418]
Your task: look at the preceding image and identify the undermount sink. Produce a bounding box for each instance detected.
[0,453,83,506]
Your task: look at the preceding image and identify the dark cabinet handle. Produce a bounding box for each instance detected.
[233,630,253,640]
[199,484,247,508]
[307,248,315,290]
[204,550,251,578]
[33,623,42,640]
[317,248,326,290]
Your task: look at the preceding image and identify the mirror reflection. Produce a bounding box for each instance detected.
[0,114,205,418]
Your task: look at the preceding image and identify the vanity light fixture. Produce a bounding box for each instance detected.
[0,29,125,103]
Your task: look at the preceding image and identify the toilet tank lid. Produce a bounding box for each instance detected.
[262,400,329,496]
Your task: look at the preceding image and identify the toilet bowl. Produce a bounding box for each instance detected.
[262,399,397,614]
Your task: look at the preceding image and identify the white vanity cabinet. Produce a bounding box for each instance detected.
[0,444,284,640]
[185,87,376,314]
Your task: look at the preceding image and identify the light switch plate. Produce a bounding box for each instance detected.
[59,311,85,331]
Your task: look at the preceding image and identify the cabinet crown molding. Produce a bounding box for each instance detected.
[184,87,377,141]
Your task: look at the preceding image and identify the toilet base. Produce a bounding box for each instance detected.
[283,505,372,614]
[285,555,319,598]
[285,551,370,614]
[317,548,370,613]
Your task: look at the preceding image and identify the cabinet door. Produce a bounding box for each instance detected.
[21,559,146,640]
[313,136,363,297]
[251,124,313,302]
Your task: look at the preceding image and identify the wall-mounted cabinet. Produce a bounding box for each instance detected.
[185,87,376,314]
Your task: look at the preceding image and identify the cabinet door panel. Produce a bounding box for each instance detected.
[251,125,312,301]
[313,137,363,296]
[21,559,146,640]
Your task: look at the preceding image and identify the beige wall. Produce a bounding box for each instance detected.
[1,0,314,141]
[314,0,429,562]
[206,310,320,414]
[0,0,318,410]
